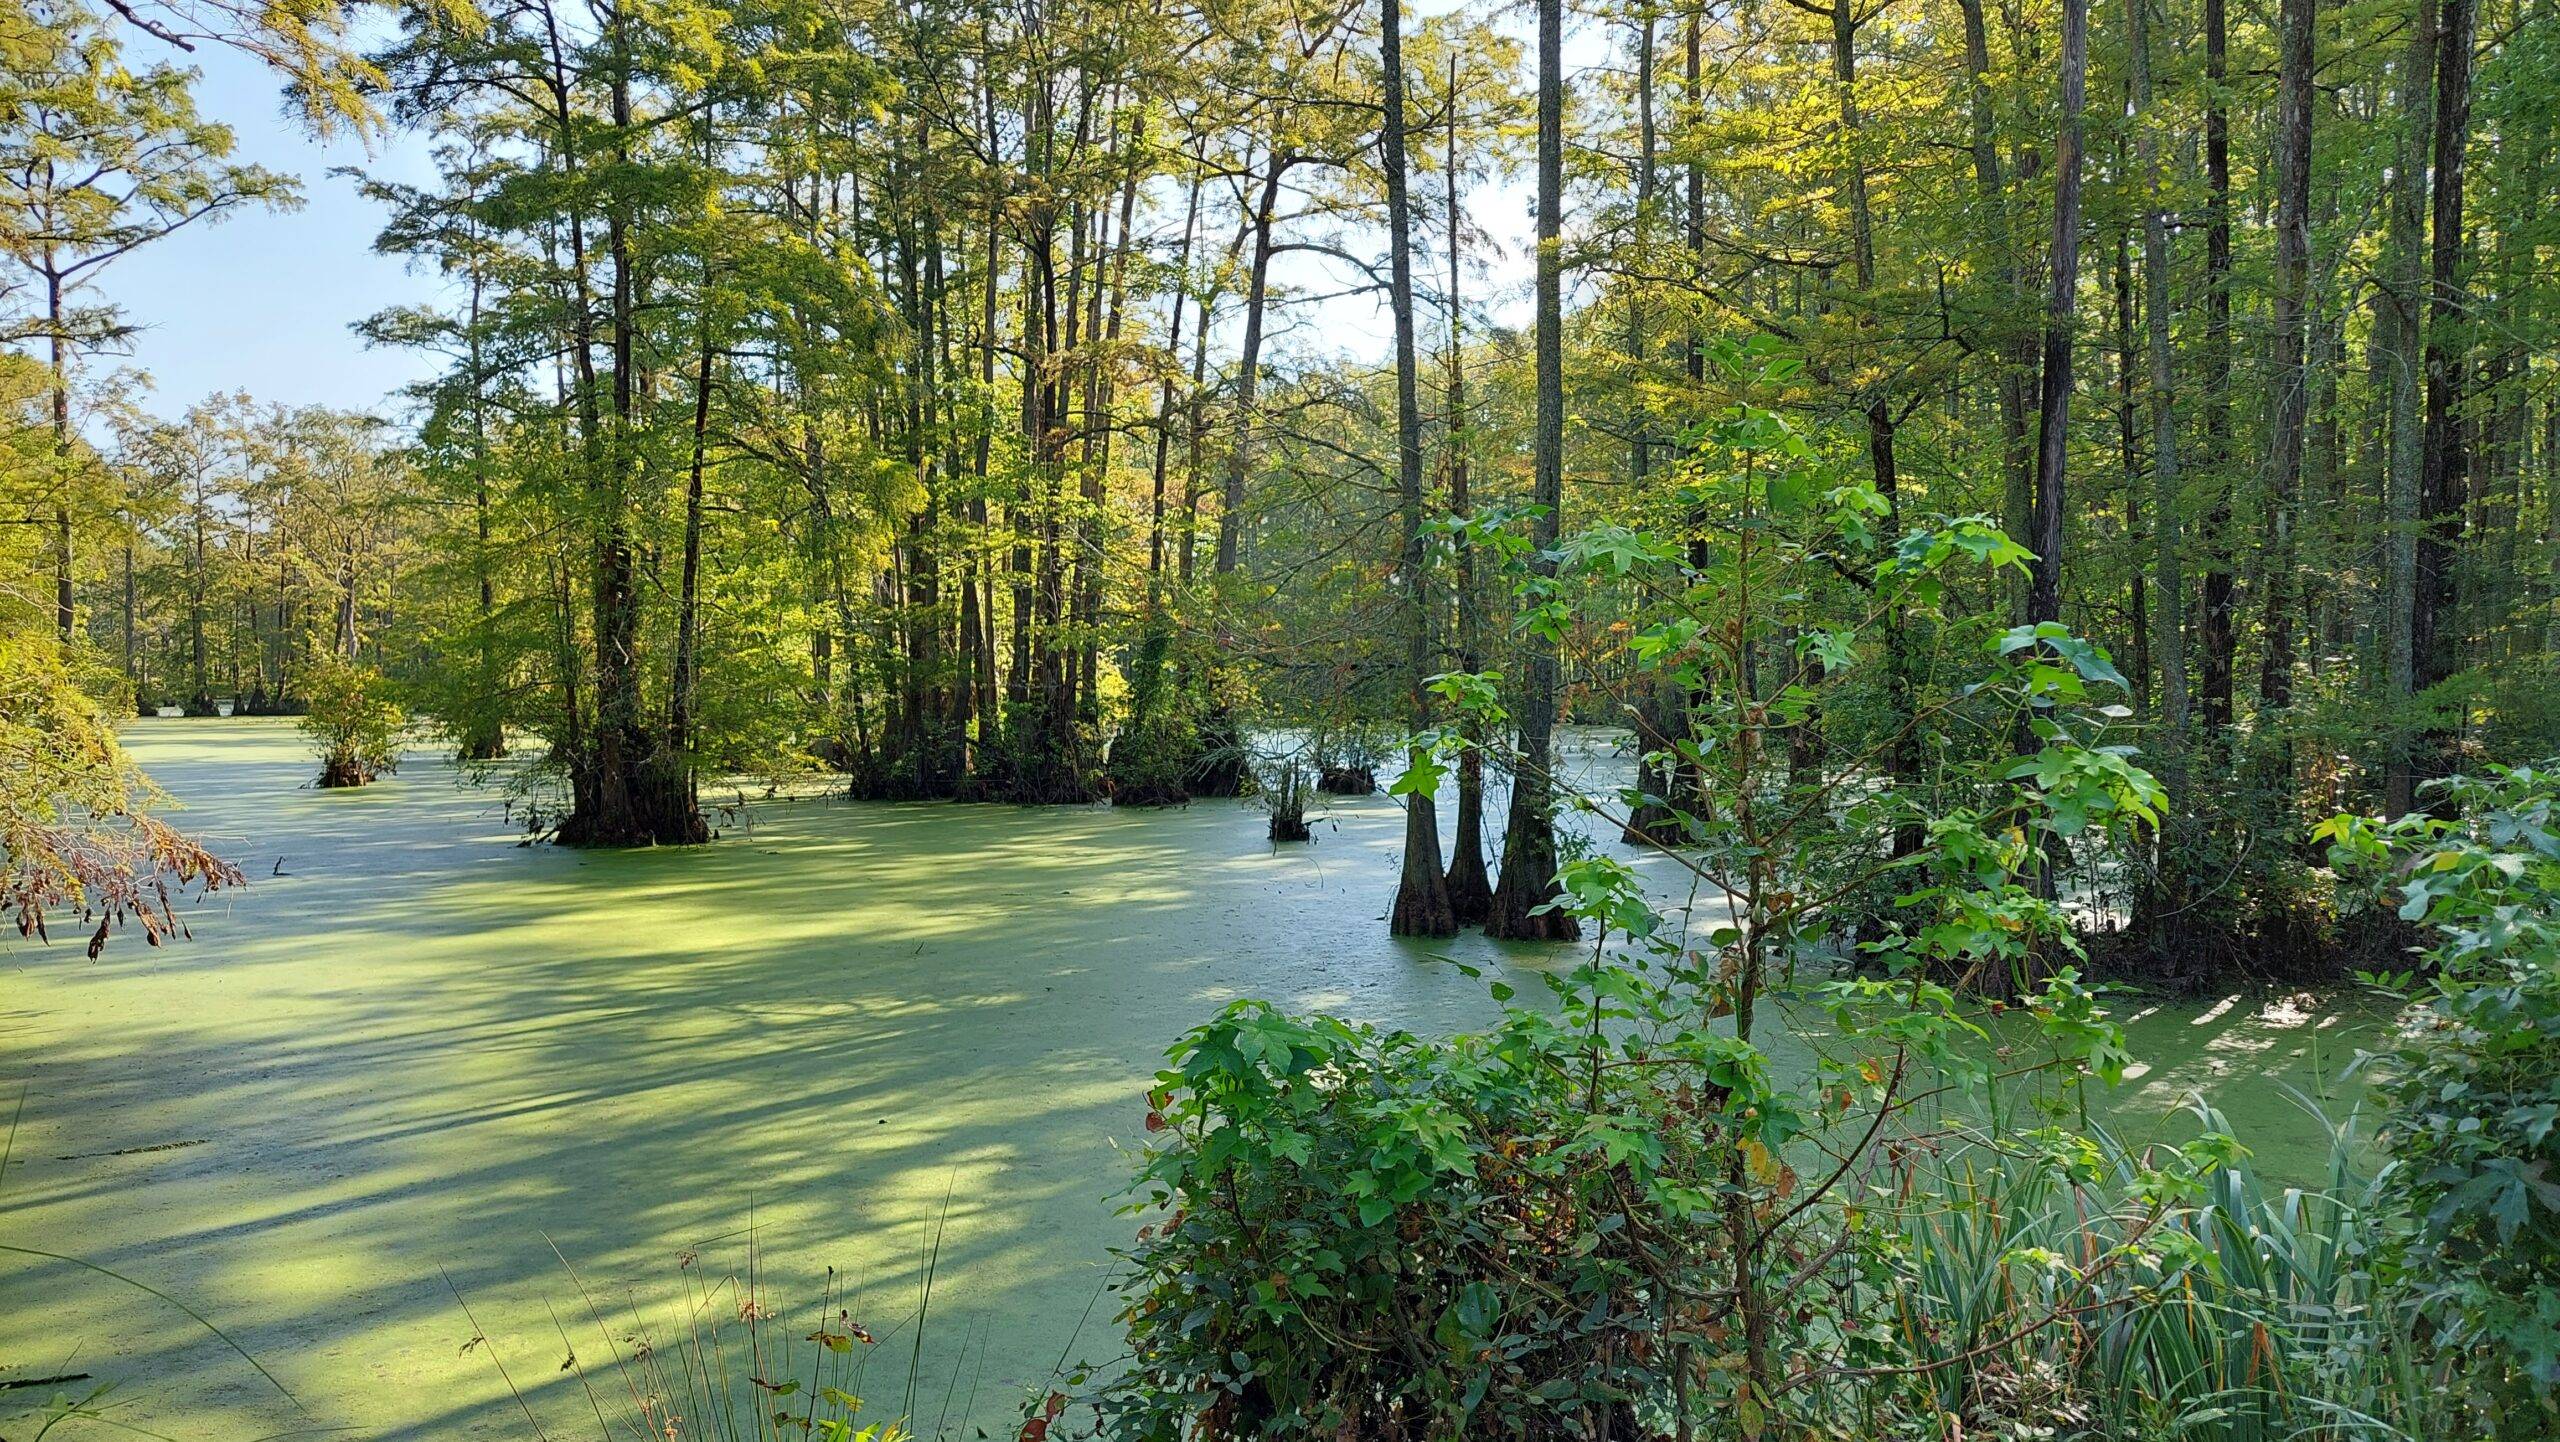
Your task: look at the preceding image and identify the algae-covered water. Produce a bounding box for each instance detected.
[2,720,2385,1438]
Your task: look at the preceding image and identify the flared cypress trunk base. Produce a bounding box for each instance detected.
[1620,748,1681,844]
[978,746,1102,805]
[1620,795,1681,847]
[1390,886,1457,935]
[1445,752,1494,924]
[1110,777,1190,807]
[1187,706,1250,797]
[1445,847,1493,925]
[556,801,709,846]
[1316,765,1377,795]
[1106,710,1197,807]
[1389,796,1457,936]
[1485,877,1580,941]
[558,751,709,847]
[968,697,1102,805]
[1621,688,1686,845]
[1485,788,1580,942]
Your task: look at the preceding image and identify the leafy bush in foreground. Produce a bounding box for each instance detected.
[2324,760,2560,1425]
[1092,994,1723,1439]
[1075,1003,2468,1442]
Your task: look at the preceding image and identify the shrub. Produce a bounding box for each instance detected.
[298,653,406,788]
[2321,760,2560,1423]
[1089,995,1728,1440]
[1106,709,1199,808]
[1082,1001,2472,1442]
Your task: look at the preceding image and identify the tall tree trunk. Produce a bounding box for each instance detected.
[553,9,698,845]
[1188,152,1291,802]
[121,506,138,710]
[1443,54,1495,923]
[2380,0,2436,813]
[46,268,73,643]
[2411,0,2476,799]
[464,248,506,760]
[1623,11,1683,846]
[970,53,1005,755]
[2256,0,2315,733]
[1827,0,1913,854]
[1075,110,1137,726]
[668,306,716,763]
[2115,210,2150,718]
[1146,177,1201,602]
[1127,169,1202,747]
[2020,0,2089,917]
[1216,160,1290,579]
[1382,0,1455,936]
[1676,3,1712,817]
[2129,0,2194,949]
[187,487,211,714]
[1954,0,2033,609]
[1486,0,1581,943]
[2028,0,2089,635]
[2196,0,2238,733]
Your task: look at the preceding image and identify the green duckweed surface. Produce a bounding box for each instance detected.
[2,720,2385,1438]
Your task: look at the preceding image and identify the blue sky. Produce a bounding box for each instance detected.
[99,43,444,425]
[102,46,1394,431]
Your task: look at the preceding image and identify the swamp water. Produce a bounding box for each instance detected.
[2,719,2385,1438]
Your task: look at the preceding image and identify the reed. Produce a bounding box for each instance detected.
[1891,1095,2462,1440]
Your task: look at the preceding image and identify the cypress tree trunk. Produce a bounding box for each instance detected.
[1382,0,1455,936]
[2028,0,2087,645]
[2130,0,2192,951]
[1827,0,1915,858]
[2257,0,2314,720]
[1677,5,1713,816]
[557,10,702,847]
[461,243,506,761]
[1487,0,1581,943]
[1184,155,1293,804]
[1115,168,1203,807]
[187,486,213,716]
[1442,58,1495,923]
[46,269,73,644]
[1216,161,1289,580]
[667,303,715,769]
[2018,0,2089,922]
[2115,212,2150,719]
[1622,12,1683,847]
[2411,0,2476,800]
[1954,0,2033,615]
[2380,0,2434,814]
[121,515,139,712]
[2196,0,2238,733]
